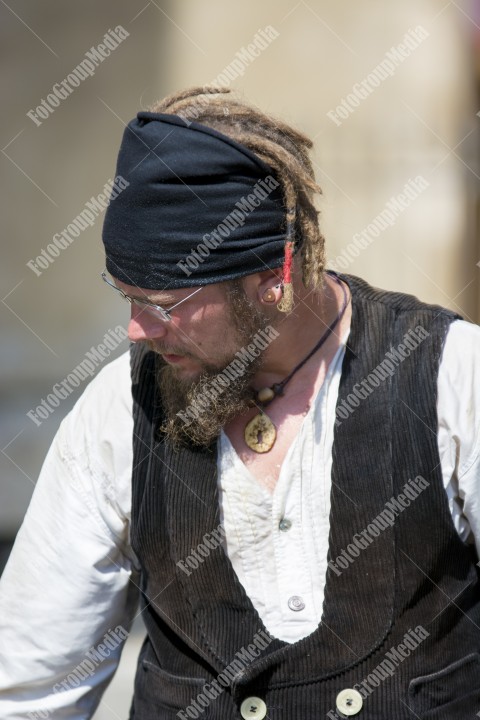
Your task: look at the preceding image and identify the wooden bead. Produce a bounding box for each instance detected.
[257,387,275,403]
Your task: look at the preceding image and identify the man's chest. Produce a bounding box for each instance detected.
[223,409,312,492]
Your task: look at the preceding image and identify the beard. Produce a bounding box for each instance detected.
[154,280,277,449]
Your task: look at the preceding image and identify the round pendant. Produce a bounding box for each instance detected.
[244,413,276,453]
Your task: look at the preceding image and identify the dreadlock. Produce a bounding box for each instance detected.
[150,86,326,312]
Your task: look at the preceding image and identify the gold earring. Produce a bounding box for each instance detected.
[262,288,276,303]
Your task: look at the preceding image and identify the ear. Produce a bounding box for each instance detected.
[245,268,283,305]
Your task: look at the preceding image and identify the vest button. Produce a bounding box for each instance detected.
[240,696,267,719]
[287,595,305,611]
[335,688,363,715]
[278,518,292,531]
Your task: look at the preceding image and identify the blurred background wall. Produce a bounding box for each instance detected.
[1,1,479,717]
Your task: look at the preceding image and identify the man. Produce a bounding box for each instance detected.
[0,86,479,719]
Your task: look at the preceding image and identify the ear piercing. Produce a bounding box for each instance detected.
[262,289,276,303]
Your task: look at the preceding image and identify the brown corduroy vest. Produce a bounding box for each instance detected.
[128,273,480,719]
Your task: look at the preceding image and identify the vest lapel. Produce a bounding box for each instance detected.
[160,438,285,669]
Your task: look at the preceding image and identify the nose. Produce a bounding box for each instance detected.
[127,305,169,343]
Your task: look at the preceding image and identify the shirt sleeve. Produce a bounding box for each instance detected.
[437,319,480,558]
[0,350,139,720]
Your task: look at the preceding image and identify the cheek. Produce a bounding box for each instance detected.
[194,318,241,363]
[182,304,228,341]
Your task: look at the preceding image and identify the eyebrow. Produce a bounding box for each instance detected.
[114,282,177,305]
[128,291,177,305]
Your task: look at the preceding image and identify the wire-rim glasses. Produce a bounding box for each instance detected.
[101,270,203,322]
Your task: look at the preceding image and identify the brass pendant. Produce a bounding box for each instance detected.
[244,412,276,453]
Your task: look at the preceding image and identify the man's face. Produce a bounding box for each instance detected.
[123,279,241,378]
[117,276,278,447]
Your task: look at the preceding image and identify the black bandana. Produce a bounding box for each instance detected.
[102,112,288,289]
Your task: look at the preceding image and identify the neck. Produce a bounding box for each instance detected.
[251,272,352,390]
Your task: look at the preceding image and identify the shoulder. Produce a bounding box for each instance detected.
[340,272,460,320]
[438,319,480,472]
[61,349,132,442]
[58,349,133,521]
[441,318,480,368]
[439,319,480,410]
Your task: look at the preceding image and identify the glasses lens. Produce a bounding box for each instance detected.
[132,298,169,321]
[102,270,172,321]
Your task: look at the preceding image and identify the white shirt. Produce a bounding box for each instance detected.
[217,332,345,643]
[0,319,479,718]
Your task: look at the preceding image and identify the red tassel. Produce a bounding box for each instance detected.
[282,240,294,284]
[278,239,294,312]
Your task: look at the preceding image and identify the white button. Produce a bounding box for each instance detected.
[287,595,305,611]
[335,688,363,716]
[279,518,292,531]
[240,696,267,719]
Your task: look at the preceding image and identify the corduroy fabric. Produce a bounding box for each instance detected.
[128,273,480,719]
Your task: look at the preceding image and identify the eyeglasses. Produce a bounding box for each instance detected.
[101,270,203,322]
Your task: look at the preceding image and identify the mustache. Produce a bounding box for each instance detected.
[146,340,228,373]
[146,340,195,358]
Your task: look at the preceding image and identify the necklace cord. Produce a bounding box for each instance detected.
[259,273,349,403]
